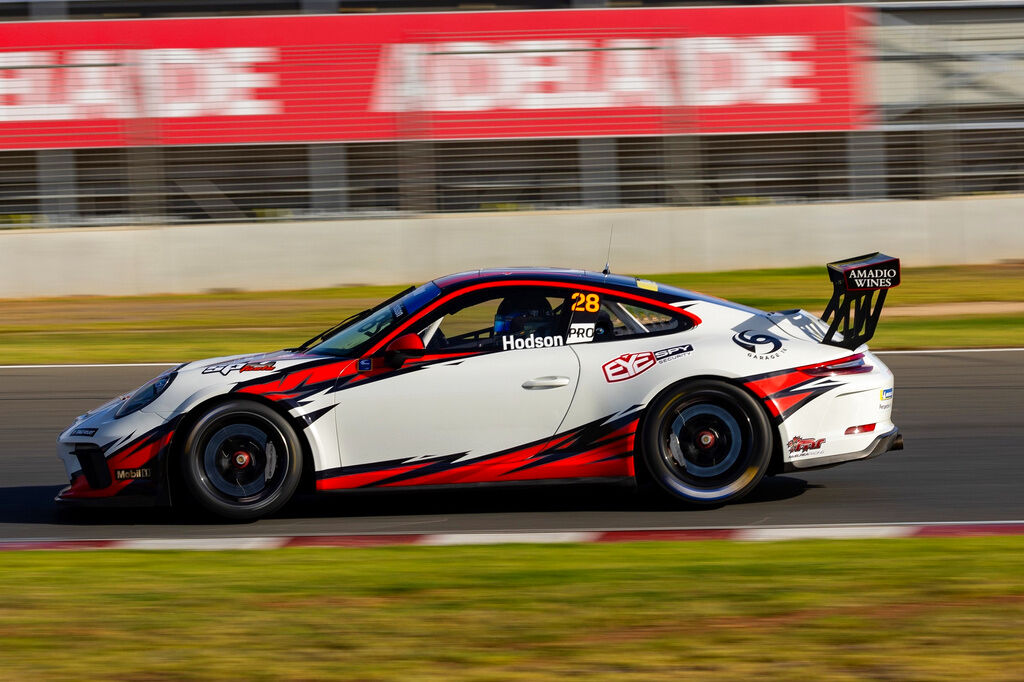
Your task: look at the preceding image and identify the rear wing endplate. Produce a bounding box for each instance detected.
[821,253,901,350]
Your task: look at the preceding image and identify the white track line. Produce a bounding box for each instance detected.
[5,521,1024,551]
[7,520,1024,545]
[118,537,287,551]
[5,523,1024,552]
[420,532,600,546]
[735,526,916,541]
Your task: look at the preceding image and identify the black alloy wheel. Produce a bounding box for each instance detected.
[640,380,772,505]
[180,400,303,520]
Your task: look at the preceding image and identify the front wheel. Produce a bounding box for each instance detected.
[639,380,772,505]
[180,400,303,520]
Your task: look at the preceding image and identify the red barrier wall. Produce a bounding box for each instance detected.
[0,6,869,149]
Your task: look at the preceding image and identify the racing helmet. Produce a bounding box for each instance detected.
[494,293,555,336]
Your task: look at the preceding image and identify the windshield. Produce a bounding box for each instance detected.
[309,282,441,357]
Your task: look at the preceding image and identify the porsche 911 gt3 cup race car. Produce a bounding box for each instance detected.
[57,253,903,520]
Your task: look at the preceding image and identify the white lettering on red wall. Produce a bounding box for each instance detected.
[0,6,868,149]
[372,36,816,113]
[0,48,278,121]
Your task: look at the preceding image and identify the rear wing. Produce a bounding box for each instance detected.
[821,253,901,350]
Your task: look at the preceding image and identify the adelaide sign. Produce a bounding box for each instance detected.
[0,5,869,149]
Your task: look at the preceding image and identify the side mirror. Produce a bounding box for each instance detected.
[383,333,426,369]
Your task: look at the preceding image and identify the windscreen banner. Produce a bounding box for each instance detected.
[0,5,870,149]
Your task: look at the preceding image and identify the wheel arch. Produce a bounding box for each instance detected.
[164,392,317,506]
[634,373,782,482]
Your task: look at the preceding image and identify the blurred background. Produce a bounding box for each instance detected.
[1,0,1023,295]
[1,12,1023,677]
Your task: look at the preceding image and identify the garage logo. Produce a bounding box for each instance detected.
[602,352,656,383]
[732,330,786,359]
[732,330,781,354]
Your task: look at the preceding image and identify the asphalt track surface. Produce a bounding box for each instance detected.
[1,351,1021,541]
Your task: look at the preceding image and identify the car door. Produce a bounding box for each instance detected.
[331,284,580,483]
[560,290,698,440]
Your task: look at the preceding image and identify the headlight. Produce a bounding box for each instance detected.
[115,371,177,418]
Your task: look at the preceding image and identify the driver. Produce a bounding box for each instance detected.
[493,293,557,340]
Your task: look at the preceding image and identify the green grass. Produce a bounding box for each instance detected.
[874,314,1024,349]
[0,330,304,365]
[1,265,1022,364]
[1,538,1022,680]
[649,264,1024,311]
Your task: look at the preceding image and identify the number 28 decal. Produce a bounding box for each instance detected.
[571,292,600,313]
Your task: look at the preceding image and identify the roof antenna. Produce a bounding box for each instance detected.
[602,224,614,275]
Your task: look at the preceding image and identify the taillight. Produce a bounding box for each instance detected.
[800,353,873,376]
[845,423,877,435]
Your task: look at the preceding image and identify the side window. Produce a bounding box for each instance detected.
[587,299,687,342]
[415,287,571,353]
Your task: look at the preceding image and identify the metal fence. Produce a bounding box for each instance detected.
[3,6,1024,227]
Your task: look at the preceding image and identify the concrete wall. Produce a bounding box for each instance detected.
[2,195,1023,297]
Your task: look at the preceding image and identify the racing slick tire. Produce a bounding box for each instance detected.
[640,380,772,505]
[180,400,303,521]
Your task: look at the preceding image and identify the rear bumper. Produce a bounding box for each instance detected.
[785,427,902,472]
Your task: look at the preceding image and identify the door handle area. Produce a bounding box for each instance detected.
[522,376,572,390]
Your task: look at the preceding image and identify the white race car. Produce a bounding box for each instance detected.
[57,254,903,520]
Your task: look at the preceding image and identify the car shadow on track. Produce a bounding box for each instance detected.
[0,477,814,527]
[284,476,815,520]
[0,485,176,527]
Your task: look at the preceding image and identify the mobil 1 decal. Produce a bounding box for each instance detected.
[566,291,601,344]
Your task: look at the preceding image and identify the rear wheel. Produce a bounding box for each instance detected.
[180,400,303,520]
[640,380,772,505]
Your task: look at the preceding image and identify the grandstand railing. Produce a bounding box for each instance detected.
[1,3,1023,226]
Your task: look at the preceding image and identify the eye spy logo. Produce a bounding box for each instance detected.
[654,344,694,363]
[787,436,825,456]
[603,352,656,383]
[732,330,786,359]
[602,345,693,382]
[203,361,277,376]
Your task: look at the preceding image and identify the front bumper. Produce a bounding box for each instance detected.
[56,406,177,506]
